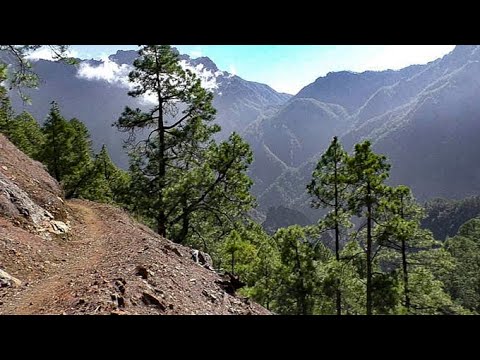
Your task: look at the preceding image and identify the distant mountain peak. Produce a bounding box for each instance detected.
[107,48,221,74]
[179,54,220,73]
[108,50,138,65]
[192,57,219,72]
[8,45,291,171]
[324,70,359,78]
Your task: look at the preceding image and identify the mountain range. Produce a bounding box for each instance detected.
[9,45,480,229]
[9,49,291,168]
[246,45,480,222]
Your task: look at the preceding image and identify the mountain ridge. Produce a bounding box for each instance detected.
[8,48,291,168]
[7,45,480,230]
[249,45,480,228]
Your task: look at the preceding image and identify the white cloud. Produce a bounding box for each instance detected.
[27,47,79,61]
[229,64,237,76]
[179,60,225,91]
[76,55,162,104]
[76,55,226,104]
[76,55,132,88]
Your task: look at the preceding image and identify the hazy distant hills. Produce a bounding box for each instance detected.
[8,45,480,231]
[8,48,291,168]
[246,45,480,226]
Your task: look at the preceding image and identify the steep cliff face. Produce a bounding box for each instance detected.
[0,134,269,315]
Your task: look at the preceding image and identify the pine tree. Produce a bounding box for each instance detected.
[116,45,254,246]
[220,229,256,275]
[115,45,217,237]
[62,118,93,198]
[6,111,45,159]
[377,185,420,311]
[0,82,44,159]
[167,132,255,245]
[0,69,14,135]
[274,226,319,315]
[336,240,368,314]
[307,136,351,315]
[67,144,130,203]
[39,101,75,182]
[377,185,458,314]
[39,102,93,197]
[444,218,480,313]
[347,141,390,315]
[93,145,131,204]
[115,45,216,236]
[241,222,281,311]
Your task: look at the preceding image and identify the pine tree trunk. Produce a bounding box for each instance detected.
[265,267,271,311]
[335,220,341,315]
[366,183,373,316]
[294,241,308,315]
[52,123,60,182]
[400,198,410,312]
[334,156,342,316]
[401,237,410,312]
[156,59,167,238]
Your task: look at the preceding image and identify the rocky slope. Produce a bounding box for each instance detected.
[0,134,269,315]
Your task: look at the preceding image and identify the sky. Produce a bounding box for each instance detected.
[61,45,455,95]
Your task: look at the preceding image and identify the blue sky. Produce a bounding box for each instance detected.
[65,45,455,94]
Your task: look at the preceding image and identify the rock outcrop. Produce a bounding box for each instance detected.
[0,269,21,288]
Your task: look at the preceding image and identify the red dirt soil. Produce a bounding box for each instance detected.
[0,134,269,315]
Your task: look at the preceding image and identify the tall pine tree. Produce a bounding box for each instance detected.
[347,141,390,315]
[62,118,93,196]
[377,185,457,314]
[116,45,254,246]
[274,226,320,315]
[307,136,351,315]
[39,101,75,182]
[115,45,217,237]
[39,102,92,197]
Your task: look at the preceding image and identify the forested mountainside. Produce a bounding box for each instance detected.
[8,46,480,228]
[3,45,480,315]
[7,49,290,168]
[422,196,480,241]
[262,206,312,234]
[248,45,480,226]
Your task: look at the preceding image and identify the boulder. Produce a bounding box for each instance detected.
[141,292,166,311]
[50,220,70,234]
[191,249,214,270]
[0,172,53,226]
[0,269,22,288]
[215,272,246,295]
